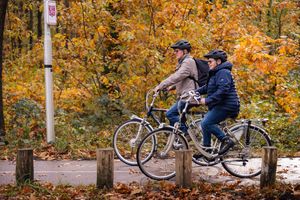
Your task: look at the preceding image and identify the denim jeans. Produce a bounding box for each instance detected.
[166,101,188,134]
[201,107,237,146]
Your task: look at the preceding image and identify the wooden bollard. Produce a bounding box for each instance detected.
[260,146,277,189]
[16,148,34,185]
[175,149,192,188]
[96,148,114,189]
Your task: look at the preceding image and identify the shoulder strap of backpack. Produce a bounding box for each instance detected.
[189,58,199,88]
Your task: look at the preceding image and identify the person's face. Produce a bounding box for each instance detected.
[174,49,184,60]
[208,58,221,70]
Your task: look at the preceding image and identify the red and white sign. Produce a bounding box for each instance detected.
[46,1,57,25]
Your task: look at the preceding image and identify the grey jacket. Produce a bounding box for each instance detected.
[157,54,198,99]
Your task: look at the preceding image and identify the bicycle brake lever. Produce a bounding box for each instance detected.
[193,93,201,104]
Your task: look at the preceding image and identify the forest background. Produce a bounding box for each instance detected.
[1,0,299,159]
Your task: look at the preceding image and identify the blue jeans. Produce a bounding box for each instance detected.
[166,101,188,134]
[201,107,237,146]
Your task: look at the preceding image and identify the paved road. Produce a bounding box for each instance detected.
[0,158,299,186]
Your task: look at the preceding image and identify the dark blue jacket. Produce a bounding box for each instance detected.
[196,61,240,112]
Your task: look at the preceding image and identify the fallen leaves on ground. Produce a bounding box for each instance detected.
[0,181,298,200]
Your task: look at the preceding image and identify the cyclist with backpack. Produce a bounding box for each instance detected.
[154,39,207,135]
[194,49,240,157]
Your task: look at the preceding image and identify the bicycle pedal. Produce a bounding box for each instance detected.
[173,143,184,150]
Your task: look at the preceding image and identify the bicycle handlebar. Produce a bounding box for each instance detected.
[145,89,165,112]
[180,90,201,104]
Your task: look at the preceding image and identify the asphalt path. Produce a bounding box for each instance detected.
[0,158,299,186]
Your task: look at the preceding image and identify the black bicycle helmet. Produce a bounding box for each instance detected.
[204,49,227,62]
[170,39,191,52]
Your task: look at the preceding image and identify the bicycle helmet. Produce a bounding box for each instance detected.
[204,49,227,62]
[170,40,191,52]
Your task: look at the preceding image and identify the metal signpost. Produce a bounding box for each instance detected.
[44,0,57,143]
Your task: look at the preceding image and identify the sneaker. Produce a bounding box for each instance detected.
[193,147,212,160]
[218,137,235,155]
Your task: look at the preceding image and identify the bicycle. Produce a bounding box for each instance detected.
[113,89,208,166]
[113,90,169,166]
[136,91,272,180]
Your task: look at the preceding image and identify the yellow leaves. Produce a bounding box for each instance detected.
[89,40,95,49]
[53,33,67,48]
[215,1,223,9]
[100,76,110,86]
[97,25,107,36]
[3,0,299,141]
[54,33,66,40]
[71,38,83,46]
[278,46,287,55]
[119,31,135,42]
[58,88,90,112]
[126,75,143,89]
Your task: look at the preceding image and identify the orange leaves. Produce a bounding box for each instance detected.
[275,85,300,119]
[97,25,108,37]
[2,0,299,158]
[231,29,299,118]
[115,183,132,194]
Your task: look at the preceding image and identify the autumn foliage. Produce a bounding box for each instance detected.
[0,181,298,200]
[1,0,299,158]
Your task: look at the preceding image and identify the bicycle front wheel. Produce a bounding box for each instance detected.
[136,127,188,180]
[221,124,272,178]
[113,118,154,166]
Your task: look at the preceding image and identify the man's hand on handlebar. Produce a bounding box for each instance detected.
[154,85,161,94]
[154,85,173,94]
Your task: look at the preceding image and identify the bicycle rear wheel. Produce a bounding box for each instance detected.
[221,124,272,178]
[136,127,188,180]
[113,118,154,166]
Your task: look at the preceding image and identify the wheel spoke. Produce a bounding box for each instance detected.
[113,119,152,166]
[137,128,188,180]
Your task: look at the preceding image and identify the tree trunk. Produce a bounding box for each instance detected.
[37,0,42,39]
[28,5,33,50]
[17,1,23,54]
[0,0,9,137]
[266,0,273,37]
[277,9,284,39]
[63,0,69,48]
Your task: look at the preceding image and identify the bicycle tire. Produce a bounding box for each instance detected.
[221,124,272,178]
[113,118,155,166]
[136,127,188,180]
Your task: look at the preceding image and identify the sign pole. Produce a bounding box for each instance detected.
[44,0,56,143]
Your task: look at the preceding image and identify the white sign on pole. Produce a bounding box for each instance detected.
[46,1,57,26]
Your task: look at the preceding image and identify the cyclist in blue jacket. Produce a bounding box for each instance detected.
[194,49,240,157]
